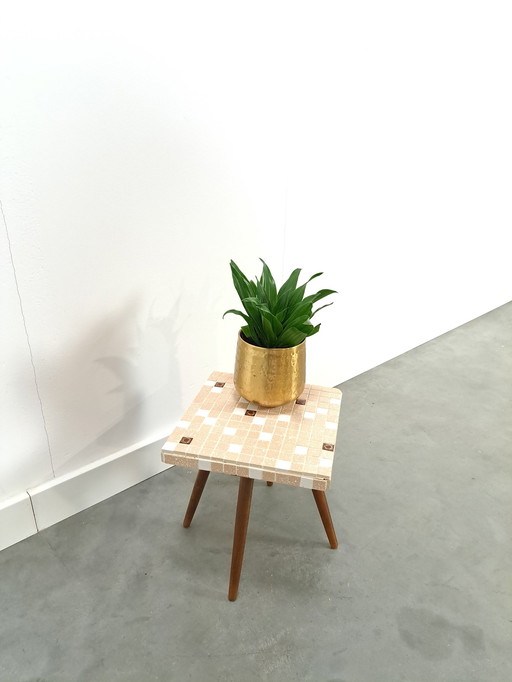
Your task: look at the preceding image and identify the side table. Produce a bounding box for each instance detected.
[161,371,342,600]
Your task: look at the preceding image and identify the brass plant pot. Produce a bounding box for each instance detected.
[234,331,306,407]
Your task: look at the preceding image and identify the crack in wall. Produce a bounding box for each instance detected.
[1,198,56,480]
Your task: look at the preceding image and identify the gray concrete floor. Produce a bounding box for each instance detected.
[1,303,511,682]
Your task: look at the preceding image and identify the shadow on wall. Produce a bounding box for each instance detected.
[51,297,183,477]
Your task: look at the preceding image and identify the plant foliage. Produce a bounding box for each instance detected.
[223,258,336,348]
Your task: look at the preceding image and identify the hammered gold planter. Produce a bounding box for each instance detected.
[233,331,306,407]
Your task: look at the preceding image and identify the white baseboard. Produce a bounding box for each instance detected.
[0,434,172,550]
[0,492,38,551]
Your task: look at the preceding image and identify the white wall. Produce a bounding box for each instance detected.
[1,215,54,500]
[1,0,287,500]
[1,1,511,507]
[282,1,512,385]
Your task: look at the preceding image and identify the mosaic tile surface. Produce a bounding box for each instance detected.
[161,371,342,491]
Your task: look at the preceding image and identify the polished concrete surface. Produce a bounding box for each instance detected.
[1,303,511,682]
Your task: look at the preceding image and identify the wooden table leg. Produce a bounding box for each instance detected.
[183,470,210,528]
[312,490,338,549]
[228,476,254,601]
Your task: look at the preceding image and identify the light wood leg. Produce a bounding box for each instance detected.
[183,470,210,528]
[312,490,338,549]
[228,477,254,601]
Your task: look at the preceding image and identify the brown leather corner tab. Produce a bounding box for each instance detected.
[244,409,256,416]
[215,382,225,387]
[180,436,193,445]
[322,443,334,451]
[295,398,306,405]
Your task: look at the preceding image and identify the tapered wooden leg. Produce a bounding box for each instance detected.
[228,477,254,601]
[266,481,273,486]
[183,470,210,528]
[312,490,338,549]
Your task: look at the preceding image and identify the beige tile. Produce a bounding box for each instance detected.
[275,472,290,485]
[162,372,341,489]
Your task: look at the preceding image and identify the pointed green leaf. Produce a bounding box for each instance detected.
[286,272,324,310]
[296,289,337,313]
[297,322,321,337]
[283,312,311,330]
[312,288,337,303]
[260,308,283,338]
[259,258,278,309]
[247,280,258,297]
[275,327,307,348]
[229,260,250,303]
[311,302,334,318]
[240,297,265,338]
[277,267,301,299]
[260,314,276,346]
[222,308,250,323]
[243,323,265,346]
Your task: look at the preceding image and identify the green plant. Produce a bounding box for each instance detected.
[223,258,336,348]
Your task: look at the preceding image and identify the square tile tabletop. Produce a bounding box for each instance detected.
[162,371,342,491]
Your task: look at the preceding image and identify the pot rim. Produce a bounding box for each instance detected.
[238,329,306,351]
